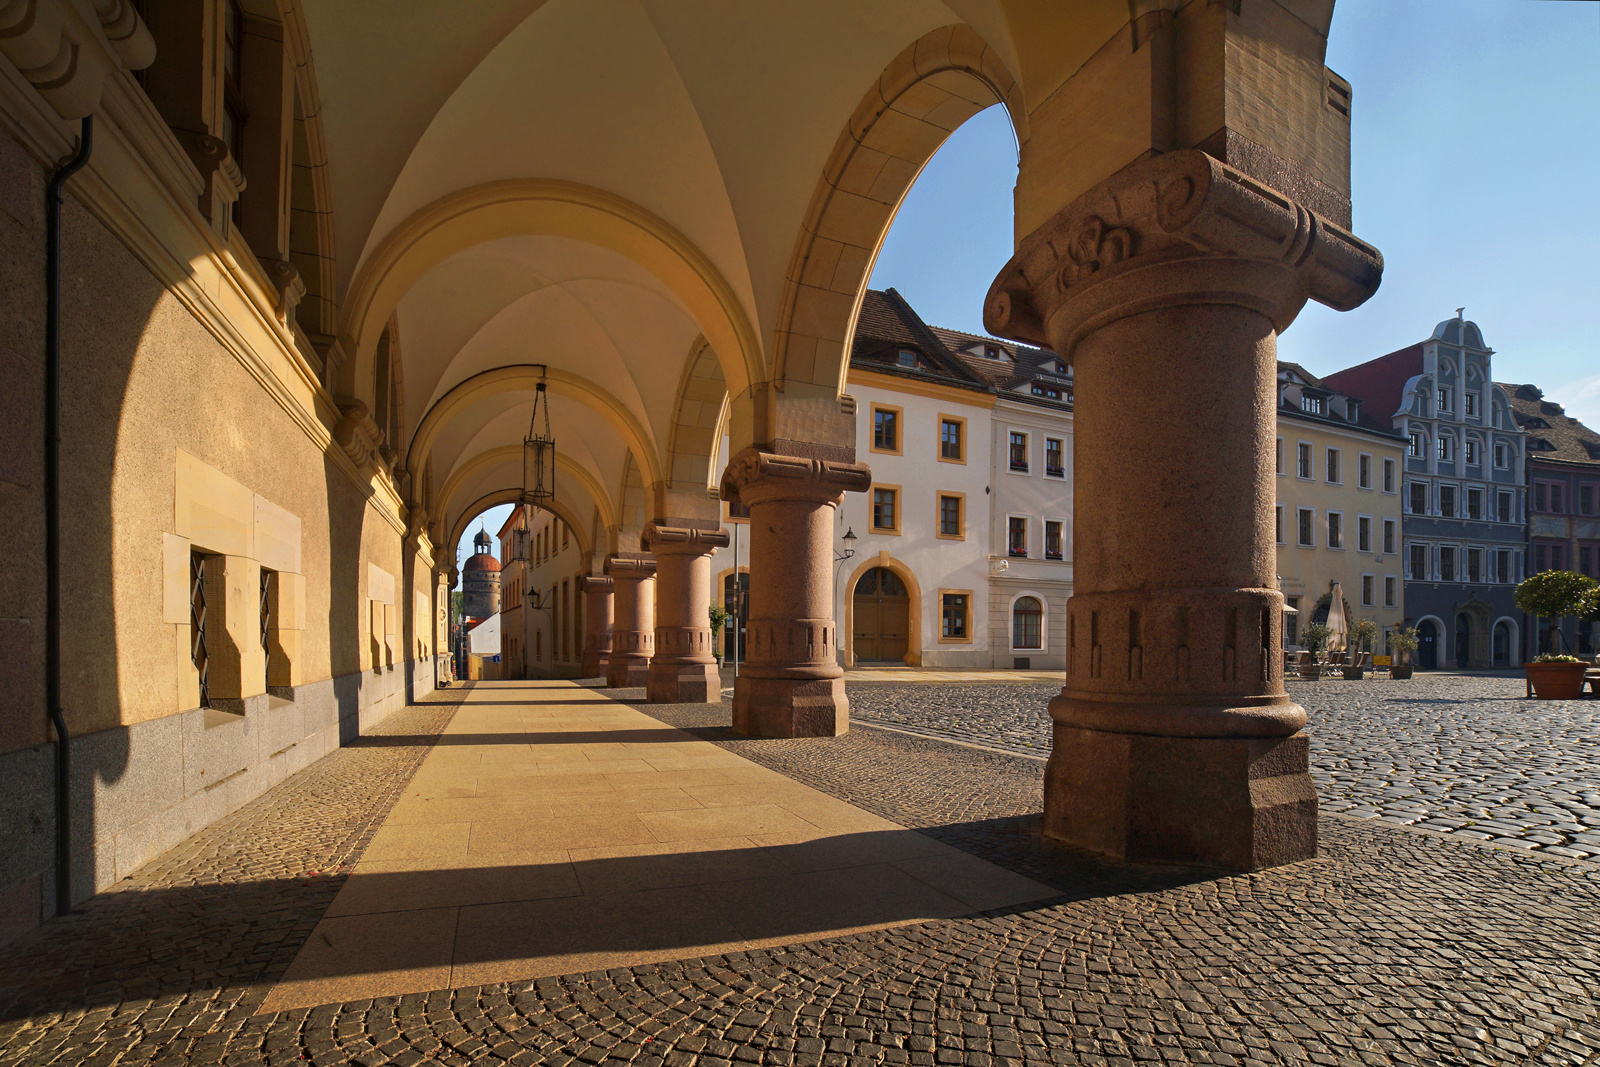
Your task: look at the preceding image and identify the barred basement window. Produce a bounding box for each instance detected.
[191,551,210,709]
[260,568,275,691]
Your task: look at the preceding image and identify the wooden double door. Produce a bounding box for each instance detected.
[853,567,909,662]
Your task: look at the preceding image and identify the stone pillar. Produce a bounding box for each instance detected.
[721,451,871,736]
[984,150,1382,870]
[580,575,615,679]
[604,555,656,688]
[642,524,730,703]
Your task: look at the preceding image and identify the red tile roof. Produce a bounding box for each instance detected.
[1321,343,1425,422]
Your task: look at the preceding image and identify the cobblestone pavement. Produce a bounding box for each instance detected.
[1,681,1597,1066]
[846,673,1600,857]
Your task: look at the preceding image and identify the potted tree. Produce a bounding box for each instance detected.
[1389,627,1419,680]
[1516,570,1600,699]
[1299,622,1330,680]
[707,603,729,667]
[1344,618,1379,679]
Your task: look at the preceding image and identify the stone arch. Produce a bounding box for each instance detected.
[407,364,665,491]
[279,0,339,342]
[665,336,727,498]
[840,554,925,668]
[445,490,593,565]
[339,179,764,408]
[1492,615,1520,668]
[434,445,617,541]
[772,24,1023,396]
[614,451,650,554]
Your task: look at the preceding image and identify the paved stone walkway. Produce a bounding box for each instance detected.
[849,672,1600,856]
[0,678,1596,1066]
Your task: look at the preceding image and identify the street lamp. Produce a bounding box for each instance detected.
[523,366,555,507]
[836,527,857,563]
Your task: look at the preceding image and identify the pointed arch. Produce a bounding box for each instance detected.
[446,490,593,565]
[665,335,727,498]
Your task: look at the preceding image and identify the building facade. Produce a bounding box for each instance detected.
[497,505,586,680]
[1325,317,1528,668]
[1502,384,1600,656]
[1274,364,1406,652]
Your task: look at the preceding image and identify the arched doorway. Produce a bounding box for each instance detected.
[1417,619,1439,670]
[1454,613,1472,669]
[1493,620,1513,668]
[853,567,910,662]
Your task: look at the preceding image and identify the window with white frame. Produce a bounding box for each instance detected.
[1326,447,1341,484]
[1361,574,1374,606]
[1409,482,1428,515]
[1008,432,1028,472]
[1384,575,1397,607]
[1357,515,1371,553]
[1383,457,1395,493]
[1438,387,1453,413]
[1409,543,1428,581]
[1497,490,1513,523]
[1466,486,1482,520]
[1044,520,1064,560]
[1296,441,1313,479]
[1407,430,1423,457]
[1440,545,1457,582]
[1276,437,1283,475]
[1383,518,1396,555]
[1466,547,1482,583]
[1438,485,1455,518]
[1298,508,1314,547]
[1011,597,1043,650]
[1044,437,1064,477]
[1494,441,1508,469]
[1495,549,1511,583]
[1465,439,1479,466]
[1007,516,1028,557]
[1327,512,1343,550]
[1358,453,1372,489]
[1465,391,1479,417]
[1275,506,1284,545]
[1437,435,1453,462]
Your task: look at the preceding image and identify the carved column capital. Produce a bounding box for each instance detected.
[580,575,614,594]
[720,448,871,509]
[984,149,1382,359]
[603,554,657,581]
[642,523,730,557]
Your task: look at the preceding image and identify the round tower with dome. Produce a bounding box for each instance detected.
[461,526,502,619]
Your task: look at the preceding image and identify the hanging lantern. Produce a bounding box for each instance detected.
[523,371,555,507]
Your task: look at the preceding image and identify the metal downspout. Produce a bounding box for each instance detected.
[46,116,93,915]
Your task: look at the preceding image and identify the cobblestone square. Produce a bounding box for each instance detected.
[848,671,1600,856]
[0,676,1595,1066]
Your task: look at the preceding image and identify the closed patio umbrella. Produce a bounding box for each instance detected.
[1325,583,1348,652]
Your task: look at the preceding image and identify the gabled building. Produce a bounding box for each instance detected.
[1274,363,1406,652]
[1325,316,1527,668]
[1500,383,1600,656]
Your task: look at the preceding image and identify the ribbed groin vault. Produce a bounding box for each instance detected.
[0,0,1382,936]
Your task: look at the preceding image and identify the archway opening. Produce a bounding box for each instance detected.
[853,567,911,664]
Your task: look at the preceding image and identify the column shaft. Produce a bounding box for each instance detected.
[984,149,1382,869]
[721,450,870,736]
[580,576,614,678]
[604,556,655,688]
[644,525,729,703]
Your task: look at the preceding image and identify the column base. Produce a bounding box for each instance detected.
[581,651,608,678]
[731,676,848,737]
[647,661,720,703]
[1043,722,1317,870]
[605,656,650,689]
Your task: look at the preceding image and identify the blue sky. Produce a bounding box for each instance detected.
[462,2,1600,569]
[868,0,1600,424]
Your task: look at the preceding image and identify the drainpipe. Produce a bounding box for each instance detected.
[46,116,93,916]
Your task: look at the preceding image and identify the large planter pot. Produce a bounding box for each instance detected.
[1298,663,1322,681]
[1391,663,1414,680]
[1342,666,1366,680]
[1525,662,1589,700]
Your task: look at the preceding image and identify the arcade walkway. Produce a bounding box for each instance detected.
[259,681,1056,1011]
[1,681,1596,1065]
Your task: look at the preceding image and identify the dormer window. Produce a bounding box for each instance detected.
[983,345,1000,359]
[897,349,918,368]
[1031,382,1061,400]
[1300,395,1323,415]
[1346,399,1360,422]
[1054,361,1067,374]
